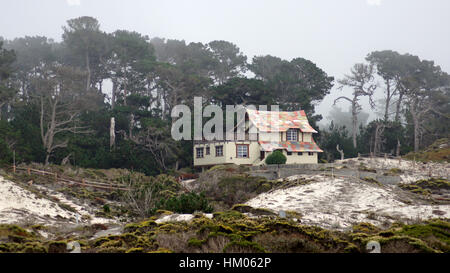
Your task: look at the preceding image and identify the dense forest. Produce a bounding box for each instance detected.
[0,16,449,175]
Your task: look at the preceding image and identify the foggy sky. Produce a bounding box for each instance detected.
[1,0,449,126]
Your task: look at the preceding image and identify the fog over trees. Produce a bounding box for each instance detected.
[0,16,449,172]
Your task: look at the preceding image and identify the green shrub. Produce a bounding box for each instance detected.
[157,192,213,214]
[265,150,287,165]
[103,204,111,213]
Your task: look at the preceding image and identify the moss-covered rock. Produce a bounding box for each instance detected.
[22,242,47,253]
[352,222,381,234]
[362,177,382,186]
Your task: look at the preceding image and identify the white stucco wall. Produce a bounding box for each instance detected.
[259,132,280,141]
[280,150,318,164]
[194,141,262,166]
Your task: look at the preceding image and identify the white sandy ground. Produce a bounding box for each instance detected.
[246,176,450,231]
[180,179,196,191]
[337,157,450,181]
[163,158,450,229]
[0,175,115,227]
[155,213,213,224]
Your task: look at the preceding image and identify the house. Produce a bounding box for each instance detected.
[193,108,323,167]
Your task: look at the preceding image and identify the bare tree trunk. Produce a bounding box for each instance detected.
[42,97,59,165]
[336,144,344,160]
[61,153,71,165]
[373,122,385,155]
[111,79,117,109]
[85,51,91,92]
[110,117,115,151]
[384,80,391,121]
[395,92,403,122]
[408,98,421,152]
[351,101,358,148]
[129,113,134,139]
[412,112,420,152]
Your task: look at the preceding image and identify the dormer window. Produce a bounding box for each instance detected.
[287,128,298,141]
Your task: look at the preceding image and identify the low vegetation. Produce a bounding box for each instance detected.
[265,150,287,165]
[1,213,448,253]
[192,164,280,210]
[404,138,450,163]
[399,178,450,196]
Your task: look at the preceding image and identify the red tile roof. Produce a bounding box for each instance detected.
[247,109,318,133]
[259,140,323,153]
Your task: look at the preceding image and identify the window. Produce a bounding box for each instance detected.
[298,152,303,156]
[236,145,249,158]
[196,147,204,158]
[308,152,314,156]
[206,146,210,155]
[287,151,292,156]
[215,145,223,157]
[287,129,298,141]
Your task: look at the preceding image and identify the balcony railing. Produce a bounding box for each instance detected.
[194,133,257,144]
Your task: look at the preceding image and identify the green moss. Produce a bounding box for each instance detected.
[404,138,450,163]
[0,224,33,238]
[259,183,273,192]
[364,235,438,253]
[399,184,431,195]
[362,177,382,186]
[148,247,173,253]
[384,168,403,175]
[30,224,45,231]
[99,239,124,248]
[155,209,174,216]
[231,204,253,213]
[415,178,450,190]
[188,238,207,247]
[352,222,381,234]
[395,220,450,252]
[399,178,449,196]
[93,237,111,247]
[378,230,395,237]
[126,247,144,253]
[124,220,157,234]
[285,211,302,219]
[213,210,245,221]
[358,165,377,173]
[348,232,370,243]
[96,247,127,253]
[22,242,47,253]
[0,243,22,253]
[120,233,139,245]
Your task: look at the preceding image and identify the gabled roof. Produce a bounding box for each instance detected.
[246,109,318,133]
[259,140,323,153]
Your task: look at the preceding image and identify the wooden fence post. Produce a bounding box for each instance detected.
[27,168,30,175]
